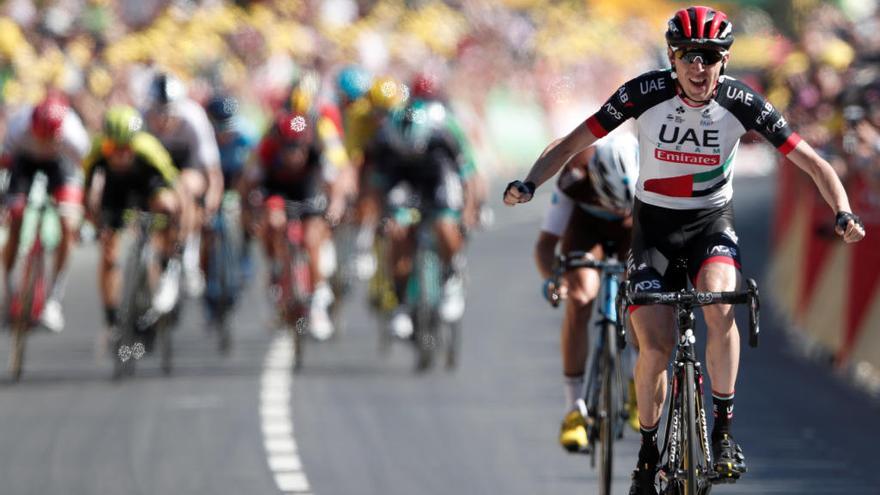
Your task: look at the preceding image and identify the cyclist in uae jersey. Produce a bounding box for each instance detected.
[504,6,865,494]
[533,134,640,453]
[2,92,89,333]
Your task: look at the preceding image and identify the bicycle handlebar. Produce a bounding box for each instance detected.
[557,251,627,273]
[618,278,761,348]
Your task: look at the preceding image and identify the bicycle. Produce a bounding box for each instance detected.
[618,262,759,495]
[203,191,244,354]
[550,248,629,495]
[113,210,176,379]
[6,171,61,381]
[271,198,319,372]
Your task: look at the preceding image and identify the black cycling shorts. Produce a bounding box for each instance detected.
[6,154,82,203]
[627,198,741,293]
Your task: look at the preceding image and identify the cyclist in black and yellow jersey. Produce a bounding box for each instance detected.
[83,105,189,343]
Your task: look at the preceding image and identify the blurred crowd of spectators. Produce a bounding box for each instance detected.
[0,0,673,173]
[748,1,880,222]
[1,0,878,195]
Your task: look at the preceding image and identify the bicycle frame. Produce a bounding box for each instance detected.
[114,210,174,378]
[619,278,760,495]
[8,171,60,381]
[556,249,628,495]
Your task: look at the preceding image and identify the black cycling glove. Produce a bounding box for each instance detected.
[835,211,863,233]
[503,180,536,202]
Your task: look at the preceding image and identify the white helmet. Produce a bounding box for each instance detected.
[588,133,639,213]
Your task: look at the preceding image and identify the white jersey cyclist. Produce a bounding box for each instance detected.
[4,103,89,165]
[586,69,801,210]
[149,97,221,171]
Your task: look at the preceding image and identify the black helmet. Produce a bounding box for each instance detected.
[147,72,185,109]
[665,6,734,50]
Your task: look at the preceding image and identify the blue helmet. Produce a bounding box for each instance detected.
[336,65,370,102]
[206,94,238,130]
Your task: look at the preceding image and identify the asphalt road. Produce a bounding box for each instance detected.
[0,173,877,495]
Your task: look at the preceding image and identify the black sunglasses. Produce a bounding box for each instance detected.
[674,48,724,65]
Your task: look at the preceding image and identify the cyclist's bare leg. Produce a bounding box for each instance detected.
[388,221,415,301]
[630,306,676,428]
[303,216,329,287]
[696,262,741,397]
[3,205,23,291]
[562,266,599,377]
[99,229,122,309]
[149,190,180,261]
[261,205,288,280]
[433,218,463,266]
[50,204,80,295]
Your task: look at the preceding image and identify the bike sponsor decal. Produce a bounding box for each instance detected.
[654,148,721,166]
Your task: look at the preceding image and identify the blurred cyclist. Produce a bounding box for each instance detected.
[533,134,640,453]
[205,93,256,277]
[409,70,486,231]
[365,98,469,338]
[83,106,186,345]
[144,72,223,297]
[504,6,865,494]
[344,75,406,278]
[2,91,89,332]
[239,112,346,340]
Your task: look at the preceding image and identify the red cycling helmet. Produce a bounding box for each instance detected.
[31,92,69,140]
[665,6,734,50]
[410,72,438,100]
[275,112,313,145]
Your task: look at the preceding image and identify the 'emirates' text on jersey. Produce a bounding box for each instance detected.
[586,70,801,210]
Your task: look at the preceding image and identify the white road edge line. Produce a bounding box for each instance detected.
[261,333,312,494]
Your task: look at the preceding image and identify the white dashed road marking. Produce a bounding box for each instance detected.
[261,334,312,494]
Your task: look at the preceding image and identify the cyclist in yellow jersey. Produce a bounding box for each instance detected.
[83,106,189,345]
[343,76,406,278]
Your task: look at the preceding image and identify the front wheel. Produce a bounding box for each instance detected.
[683,362,705,495]
[598,322,619,495]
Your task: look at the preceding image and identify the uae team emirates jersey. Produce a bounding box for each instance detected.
[586,69,801,210]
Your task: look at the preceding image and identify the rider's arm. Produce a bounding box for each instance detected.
[506,75,651,205]
[720,79,865,242]
[187,102,224,213]
[523,122,600,190]
[61,110,91,164]
[534,186,573,278]
[785,141,853,214]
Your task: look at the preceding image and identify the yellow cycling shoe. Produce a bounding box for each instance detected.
[559,405,590,453]
[626,379,640,433]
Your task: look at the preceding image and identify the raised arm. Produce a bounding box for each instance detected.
[785,140,866,243]
[502,119,600,206]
